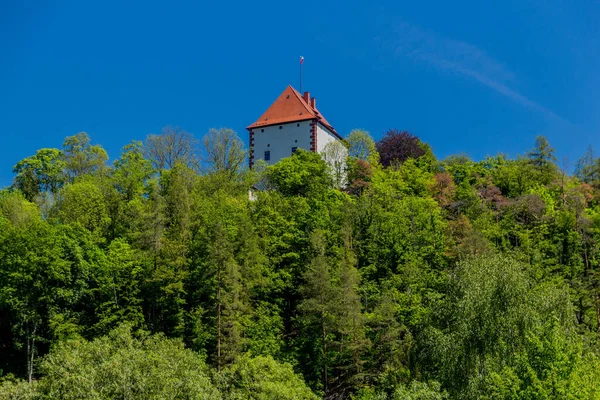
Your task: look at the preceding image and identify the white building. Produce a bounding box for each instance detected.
[247,86,345,168]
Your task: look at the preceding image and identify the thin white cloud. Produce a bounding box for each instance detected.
[387,21,564,122]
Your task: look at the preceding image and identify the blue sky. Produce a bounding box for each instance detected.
[1,0,599,186]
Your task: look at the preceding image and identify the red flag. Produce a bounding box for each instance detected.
[300,56,304,64]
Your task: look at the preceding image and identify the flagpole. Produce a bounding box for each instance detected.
[300,57,303,93]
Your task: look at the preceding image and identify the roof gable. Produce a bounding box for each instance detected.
[247,85,338,136]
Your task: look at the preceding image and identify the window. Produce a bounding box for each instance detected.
[261,129,264,132]
[264,151,270,161]
[279,125,283,129]
[291,147,298,154]
[297,123,300,127]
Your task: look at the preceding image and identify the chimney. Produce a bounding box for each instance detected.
[303,91,310,104]
[310,97,316,109]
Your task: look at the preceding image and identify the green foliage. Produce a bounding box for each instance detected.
[203,128,246,178]
[391,381,447,400]
[3,131,600,399]
[112,141,154,201]
[0,190,40,226]
[422,255,593,398]
[346,129,379,165]
[12,148,65,202]
[266,149,332,197]
[93,239,145,334]
[57,180,110,234]
[219,354,318,400]
[0,376,38,400]
[355,380,447,400]
[39,324,219,399]
[144,126,199,170]
[526,135,559,185]
[62,132,108,180]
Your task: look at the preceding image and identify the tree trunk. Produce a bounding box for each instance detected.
[217,261,222,371]
[322,311,328,393]
[27,321,37,384]
[152,251,157,332]
[595,291,600,334]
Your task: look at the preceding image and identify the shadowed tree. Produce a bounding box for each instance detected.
[299,230,337,393]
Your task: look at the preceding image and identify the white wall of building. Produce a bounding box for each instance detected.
[252,120,312,165]
[317,123,348,163]
[316,123,340,153]
[316,123,348,187]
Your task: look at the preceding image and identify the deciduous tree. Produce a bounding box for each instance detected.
[376,129,426,167]
[145,126,199,170]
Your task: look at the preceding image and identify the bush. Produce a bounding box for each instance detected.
[38,325,219,399]
[219,354,317,400]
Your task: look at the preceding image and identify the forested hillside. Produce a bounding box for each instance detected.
[1,127,600,399]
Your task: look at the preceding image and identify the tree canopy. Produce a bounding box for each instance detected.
[2,129,600,399]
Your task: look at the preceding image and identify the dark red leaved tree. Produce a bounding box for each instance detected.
[376,129,425,167]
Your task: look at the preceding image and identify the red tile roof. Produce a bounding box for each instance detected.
[247,85,339,137]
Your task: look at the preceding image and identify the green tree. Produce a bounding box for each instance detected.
[423,255,581,398]
[0,376,37,400]
[0,218,61,382]
[219,354,318,400]
[202,128,246,178]
[0,218,102,382]
[0,190,40,227]
[210,223,250,369]
[327,228,370,394]
[321,140,348,189]
[62,132,108,180]
[112,141,154,201]
[38,324,219,399]
[266,149,332,197]
[346,129,379,164]
[575,145,599,185]
[57,180,110,234]
[93,239,145,334]
[107,141,154,240]
[12,148,65,203]
[144,126,199,170]
[527,135,558,184]
[298,230,337,393]
[391,381,447,400]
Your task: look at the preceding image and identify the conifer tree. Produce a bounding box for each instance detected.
[299,230,337,393]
